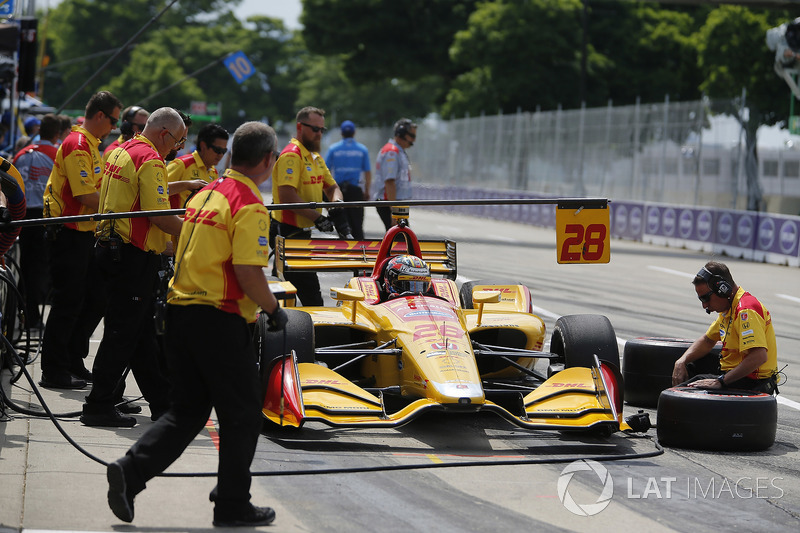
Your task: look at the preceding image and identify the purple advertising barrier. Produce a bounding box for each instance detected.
[712,209,756,260]
[643,203,671,246]
[643,203,714,251]
[611,201,645,241]
[676,207,715,252]
[753,213,800,267]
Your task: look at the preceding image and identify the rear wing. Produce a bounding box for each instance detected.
[275,236,457,280]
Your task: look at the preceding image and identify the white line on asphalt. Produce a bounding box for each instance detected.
[777,396,800,410]
[776,293,800,304]
[647,265,694,278]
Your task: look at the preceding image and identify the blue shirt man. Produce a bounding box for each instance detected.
[324,120,371,240]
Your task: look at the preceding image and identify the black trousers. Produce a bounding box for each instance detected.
[120,304,262,512]
[85,243,170,411]
[41,227,105,376]
[376,206,393,232]
[19,207,50,325]
[339,182,365,240]
[269,220,323,306]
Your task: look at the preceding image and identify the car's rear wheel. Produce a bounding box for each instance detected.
[459,278,523,309]
[657,387,777,451]
[623,337,721,407]
[550,314,620,369]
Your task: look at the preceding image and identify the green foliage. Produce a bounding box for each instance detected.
[695,6,790,126]
[301,0,479,84]
[41,0,296,131]
[295,55,441,126]
[446,0,584,116]
[34,0,800,136]
[588,3,702,105]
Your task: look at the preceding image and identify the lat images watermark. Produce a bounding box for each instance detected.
[557,459,614,516]
[558,460,785,516]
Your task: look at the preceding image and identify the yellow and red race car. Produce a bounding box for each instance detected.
[258,221,627,435]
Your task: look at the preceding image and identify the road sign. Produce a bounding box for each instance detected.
[0,0,15,17]
[224,51,255,84]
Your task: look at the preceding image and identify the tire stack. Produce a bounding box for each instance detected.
[622,337,721,407]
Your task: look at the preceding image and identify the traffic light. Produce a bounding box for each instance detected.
[17,17,37,92]
[0,23,18,85]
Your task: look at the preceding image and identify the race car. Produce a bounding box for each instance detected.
[257,221,628,435]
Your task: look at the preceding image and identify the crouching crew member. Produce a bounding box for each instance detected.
[105,121,288,528]
[672,261,779,394]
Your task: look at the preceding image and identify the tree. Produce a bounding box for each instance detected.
[446,0,585,116]
[696,6,792,210]
[443,0,705,117]
[300,0,478,85]
[40,0,299,130]
[294,54,442,126]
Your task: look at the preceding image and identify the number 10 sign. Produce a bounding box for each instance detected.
[224,51,256,84]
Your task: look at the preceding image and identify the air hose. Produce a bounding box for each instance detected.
[2,332,663,478]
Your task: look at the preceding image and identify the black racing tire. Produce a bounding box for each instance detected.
[459,278,524,309]
[550,314,620,369]
[656,387,777,451]
[255,309,315,365]
[623,337,721,407]
[255,309,315,417]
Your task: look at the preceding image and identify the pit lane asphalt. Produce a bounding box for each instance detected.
[1,208,798,532]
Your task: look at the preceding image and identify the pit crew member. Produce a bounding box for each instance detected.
[106,121,286,528]
[672,261,779,394]
[270,106,346,305]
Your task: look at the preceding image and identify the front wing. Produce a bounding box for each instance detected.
[263,354,628,433]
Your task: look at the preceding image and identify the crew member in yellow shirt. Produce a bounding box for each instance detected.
[40,91,121,390]
[105,121,285,528]
[81,107,187,427]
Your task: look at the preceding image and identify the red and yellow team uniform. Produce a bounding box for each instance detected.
[167,150,219,209]
[42,125,103,231]
[97,135,172,253]
[168,169,270,321]
[271,138,336,228]
[705,287,778,379]
[102,135,124,164]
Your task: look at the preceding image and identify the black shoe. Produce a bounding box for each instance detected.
[81,407,137,428]
[213,505,276,527]
[39,373,88,390]
[116,402,143,415]
[70,365,93,382]
[107,461,134,523]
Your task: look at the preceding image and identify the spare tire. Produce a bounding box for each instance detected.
[623,337,721,407]
[657,387,777,451]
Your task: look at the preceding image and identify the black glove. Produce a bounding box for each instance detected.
[328,207,352,238]
[314,215,334,232]
[266,306,288,332]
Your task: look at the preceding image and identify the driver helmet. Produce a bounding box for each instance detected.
[384,255,431,295]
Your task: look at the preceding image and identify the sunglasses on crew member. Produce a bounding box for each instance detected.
[698,290,714,303]
[405,132,416,140]
[163,127,187,148]
[105,111,120,127]
[299,122,327,134]
[208,144,227,155]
